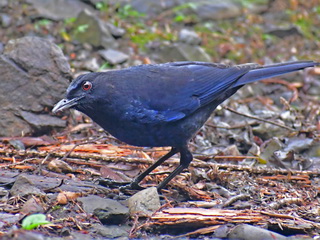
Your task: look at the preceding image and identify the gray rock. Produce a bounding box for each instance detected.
[128,0,183,16]
[0,213,20,229]
[93,224,130,238]
[0,36,71,136]
[126,0,242,20]
[10,175,44,197]
[0,0,8,7]
[26,0,93,20]
[0,13,11,28]
[1,230,45,240]
[149,42,211,62]
[190,0,242,21]
[82,57,100,71]
[106,23,126,38]
[21,197,45,215]
[228,224,287,240]
[178,29,202,45]
[78,195,129,224]
[20,111,66,129]
[99,49,129,65]
[73,9,117,48]
[128,187,160,217]
[267,26,302,38]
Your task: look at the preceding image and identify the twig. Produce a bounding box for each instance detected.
[1,147,320,177]
[0,157,38,169]
[223,106,295,131]
[60,136,106,161]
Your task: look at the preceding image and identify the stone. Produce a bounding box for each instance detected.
[93,224,130,238]
[26,0,93,20]
[20,111,66,130]
[228,224,287,240]
[0,13,11,28]
[0,230,45,240]
[20,197,45,215]
[128,187,161,217]
[267,26,302,38]
[0,213,20,229]
[190,0,242,21]
[0,36,71,136]
[99,49,129,65]
[72,9,117,48]
[178,29,202,45]
[0,0,8,8]
[149,42,211,62]
[106,23,126,38]
[127,0,242,20]
[47,159,73,173]
[10,175,43,197]
[78,195,129,224]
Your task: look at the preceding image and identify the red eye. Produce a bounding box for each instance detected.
[82,81,92,91]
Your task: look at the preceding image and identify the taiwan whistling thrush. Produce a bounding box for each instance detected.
[53,61,319,190]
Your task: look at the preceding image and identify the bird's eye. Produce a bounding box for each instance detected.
[82,81,92,91]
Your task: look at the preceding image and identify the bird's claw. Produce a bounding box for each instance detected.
[119,181,145,191]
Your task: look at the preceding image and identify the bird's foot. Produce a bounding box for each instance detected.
[119,181,145,191]
[98,178,131,188]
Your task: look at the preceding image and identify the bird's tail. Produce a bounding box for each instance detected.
[234,61,319,87]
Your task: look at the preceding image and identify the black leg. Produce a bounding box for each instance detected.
[157,146,193,190]
[129,147,178,189]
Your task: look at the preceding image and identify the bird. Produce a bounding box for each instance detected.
[53,60,319,190]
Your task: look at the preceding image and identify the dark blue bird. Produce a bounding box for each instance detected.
[53,61,318,190]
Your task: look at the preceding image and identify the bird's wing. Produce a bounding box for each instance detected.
[123,61,317,123]
[123,62,259,123]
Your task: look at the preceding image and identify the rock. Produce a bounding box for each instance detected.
[267,26,302,38]
[191,0,242,21]
[26,0,93,20]
[0,42,3,53]
[99,49,129,65]
[0,213,20,229]
[93,224,130,238]
[0,13,11,28]
[0,0,7,7]
[106,23,126,38]
[252,122,288,140]
[149,42,211,62]
[178,29,202,45]
[228,224,287,240]
[259,137,283,164]
[20,111,66,131]
[47,159,73,173]
[20,197,45,215]
[82,57,100,71]
[127,0,242,20]
[10,175,43,197]
[0,230,45,240]
[128,187,161,217]
[128,0,180,16]
[72,9,117,48]
[0,36,71,137]
[78,195,129,224]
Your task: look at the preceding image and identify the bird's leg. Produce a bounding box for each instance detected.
[157,146,193,191]
[126,147,178,190]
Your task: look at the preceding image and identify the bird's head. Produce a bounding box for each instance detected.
[52,73,101,114]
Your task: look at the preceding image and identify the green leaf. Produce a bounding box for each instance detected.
[174,15,185,22]
[76,24,89,33]
[22,214,51,230]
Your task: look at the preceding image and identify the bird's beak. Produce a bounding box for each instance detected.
[52,97,83,113]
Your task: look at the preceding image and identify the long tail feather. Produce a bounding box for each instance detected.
[235,61,319,87]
